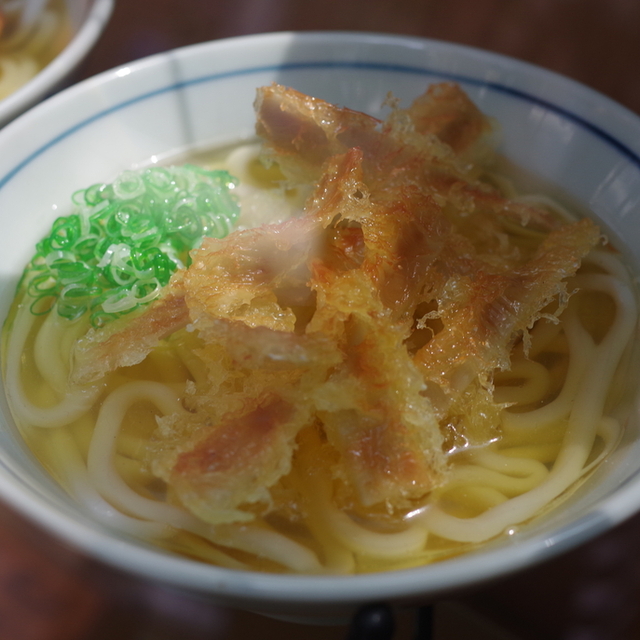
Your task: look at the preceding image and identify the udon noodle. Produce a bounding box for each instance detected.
[0,0,70,100]
[2,83,638,574]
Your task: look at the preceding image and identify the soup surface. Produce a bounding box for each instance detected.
[2,83,637,574]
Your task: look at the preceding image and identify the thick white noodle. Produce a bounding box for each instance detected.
[493,358,551,405]
[51,428,173,539]
[296,450,429,564]
[512,194,577,223]
[4,301,102,427]
[209,524,323,573]
[321,504,429,559]
[87,381,199,530]
[584,248,634,285]
[443,452,549,497]
[501,304,594,435]
[50,429,249,569]
[34,309,88,393]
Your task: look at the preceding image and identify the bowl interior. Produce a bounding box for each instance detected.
[0,32,640,620]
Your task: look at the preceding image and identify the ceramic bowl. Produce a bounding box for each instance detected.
[0,32,639,623]
[0,0,114,127]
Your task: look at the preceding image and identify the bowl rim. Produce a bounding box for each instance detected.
[1,29,639,189]
[1,29,640,610]
[0,0,114,126]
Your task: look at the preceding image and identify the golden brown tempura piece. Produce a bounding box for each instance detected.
[400,82,493,156]
[70,83,601,525]
[71,282,189,385]
[254,83,599,440]
[151,150,446,520]
[255,83,559,235]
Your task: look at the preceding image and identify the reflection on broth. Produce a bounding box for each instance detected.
[2,83,637,574]
[0,0,71,100]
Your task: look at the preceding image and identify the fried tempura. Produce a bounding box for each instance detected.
[69,83,600,524]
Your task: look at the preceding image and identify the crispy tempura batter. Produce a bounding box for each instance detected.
[70,83,600,524]
[152,150,447,521]
[400,82,493,155]
[72,285,189,384]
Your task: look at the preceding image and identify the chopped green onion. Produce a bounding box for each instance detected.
[23,164,240,327]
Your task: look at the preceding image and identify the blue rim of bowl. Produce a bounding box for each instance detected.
[1,32,640,606]
[1,53,639,191]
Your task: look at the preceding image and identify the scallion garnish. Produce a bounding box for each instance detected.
[22,164,240,327]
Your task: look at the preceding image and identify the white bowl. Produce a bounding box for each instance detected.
[0,0,114,127]
[1,32,640,623]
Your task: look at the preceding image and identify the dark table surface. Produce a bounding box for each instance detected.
[2,1,640,639]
